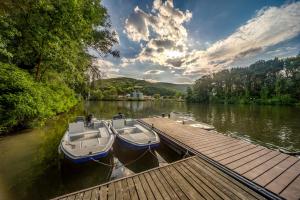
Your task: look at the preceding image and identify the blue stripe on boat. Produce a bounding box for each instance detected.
[116,135,160,150]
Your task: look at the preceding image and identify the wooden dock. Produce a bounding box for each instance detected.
[52,156,266,200]
[53,117,300,200]
[141,117,300,200]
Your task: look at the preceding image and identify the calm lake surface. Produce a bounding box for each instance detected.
[1,101,300,200]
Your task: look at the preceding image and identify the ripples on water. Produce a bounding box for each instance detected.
[0,101,299,199]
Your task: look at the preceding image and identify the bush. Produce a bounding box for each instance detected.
[89,90,103,100]
[0,63,78,133]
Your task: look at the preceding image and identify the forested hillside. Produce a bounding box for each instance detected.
[89,77,189,100]
[0,0,118,133]
[187,56,300,105]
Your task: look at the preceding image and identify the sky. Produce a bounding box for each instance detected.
[95,0,300,84]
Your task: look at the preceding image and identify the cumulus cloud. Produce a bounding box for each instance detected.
[124,0,192,68]
[93,59,120,78]
[122,1,300,80]
[184,2,300,74]
[144,70,165,75]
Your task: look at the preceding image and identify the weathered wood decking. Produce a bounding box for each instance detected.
[53,156,266,200]
[141,117,300,200]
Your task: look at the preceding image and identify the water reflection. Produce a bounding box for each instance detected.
[185,104,300,151]
[113,142,159,173]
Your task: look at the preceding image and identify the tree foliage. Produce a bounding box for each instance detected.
[187,56,300,105]
[89,77,188,100]
[0,0,119,133]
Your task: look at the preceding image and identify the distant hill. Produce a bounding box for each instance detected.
[94,77,190,96]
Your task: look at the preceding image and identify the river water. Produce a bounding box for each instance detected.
[0,101,299,199]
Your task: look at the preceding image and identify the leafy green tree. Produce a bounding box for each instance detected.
[188,56,300,105]
[153,94,160,99]
[186,86,193,102]
[0,0,119,132]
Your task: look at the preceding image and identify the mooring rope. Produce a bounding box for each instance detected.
[121,145,152,167]
[90,157,114,167]
[90,145,154,168]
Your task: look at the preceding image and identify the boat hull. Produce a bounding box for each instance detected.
[60,144,111,164]
[116,135,160,150]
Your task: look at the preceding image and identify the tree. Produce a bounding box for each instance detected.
[186,86,193,102]
[0,0,119,132]
[187,56,300,105]
[1,0,119,82]
[153,94,160,99]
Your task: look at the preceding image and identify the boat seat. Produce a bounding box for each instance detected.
[112,119,125,129]
[69,122,85,134]
[99,127,109,137]
[134,124,149,133]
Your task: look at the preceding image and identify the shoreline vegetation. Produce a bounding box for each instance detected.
[87,77,188,101]
[186,56,300,106]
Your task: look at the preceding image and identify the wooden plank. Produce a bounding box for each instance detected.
[280,175,300,200]
[148,171,171,200]
[153,170,180,200]
[121,179,131,200]
[173,163,216,200]
[266,160,300,194]
[254,156,299,187]
[164,166,204,200]
[114,181,123,200]
[187,135,234,147]
[194,138,238,151]
[206,142,253,158]
[234,151,281,175]
[186,159,245,200]
[99,185,108,200]
[75,193,84,200]
[159,167,189,200]
[139,174,155,200]
[217,146,263,164]
[126,178,138,200]
[90,188,100,200]
[243,153,289,180]
[82,190,92,200]
[192,157,265,200]
[226,148,271,169]
[144,173,164,200]
[203,140,247,154]
[180,162,232,200]
[132,176,147,200]
[213,144,258,162]
[66,195,76,200]
[107,183,115,200]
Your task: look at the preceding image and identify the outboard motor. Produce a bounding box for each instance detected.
[87,114,93,126]
[113,113,125,120]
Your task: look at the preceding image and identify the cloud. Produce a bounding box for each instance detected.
[124,7,150,41]
[144,70,164,75]
[185,2,300,74]
[93,59,120,78]
[122,1,300,79]
[124,0,192,68]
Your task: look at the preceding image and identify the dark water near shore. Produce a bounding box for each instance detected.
[0,101,299,200]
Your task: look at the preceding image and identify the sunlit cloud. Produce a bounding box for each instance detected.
[144,70,165,75]
[101,0,300,83]
[184,2,300,75]
[122,1,300,79]
[124,0,192,69]
[93,59,120,78]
